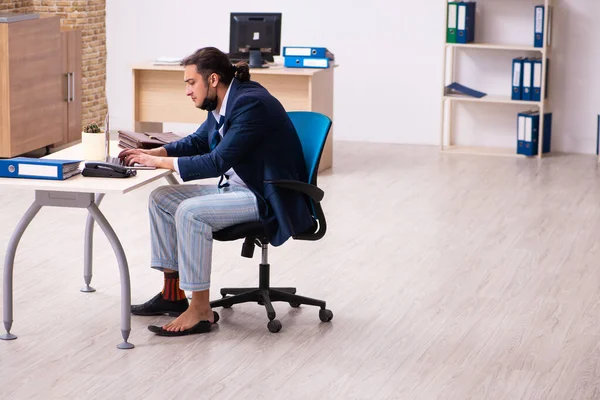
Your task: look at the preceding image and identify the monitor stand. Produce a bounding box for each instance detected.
[249,49,269,69]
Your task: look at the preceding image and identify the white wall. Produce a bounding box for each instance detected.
[106,0,600,154]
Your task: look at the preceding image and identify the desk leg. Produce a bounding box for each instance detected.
[81,193,105,293]
[86,203,134,350]
[1,202,43,340]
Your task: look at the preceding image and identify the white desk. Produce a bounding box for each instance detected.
[0,141,176,349]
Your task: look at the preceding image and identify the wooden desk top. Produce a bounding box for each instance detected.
[0,141,173,194]
[132,62,332,77]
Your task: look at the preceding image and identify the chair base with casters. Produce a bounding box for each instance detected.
[210,225,333,333]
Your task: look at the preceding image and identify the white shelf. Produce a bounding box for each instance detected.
[440,0,552,158]
[443,95,542,106]
[441,146,523,157]
[445,42,543,52]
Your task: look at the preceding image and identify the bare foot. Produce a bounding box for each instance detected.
[162,306,214,332]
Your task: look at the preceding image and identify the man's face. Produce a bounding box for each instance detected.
[184,65,213,109]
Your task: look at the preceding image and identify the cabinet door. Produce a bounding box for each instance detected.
[60,28,82,145]
[8,17,62,156]
[0,24,10,156]
[66,29,82,143]
[60,30,69,146]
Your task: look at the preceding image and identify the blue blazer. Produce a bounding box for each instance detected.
[163,79,314,246]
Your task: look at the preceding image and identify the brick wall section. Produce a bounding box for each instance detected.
[0,0,33,12]
[0,0,106,127]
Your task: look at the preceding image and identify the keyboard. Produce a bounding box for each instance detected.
[107,156,124,166]
[106,156,156,170]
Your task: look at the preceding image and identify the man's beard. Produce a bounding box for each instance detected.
[198,86,218,111]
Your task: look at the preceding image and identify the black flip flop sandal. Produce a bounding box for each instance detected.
[148,311,220,337]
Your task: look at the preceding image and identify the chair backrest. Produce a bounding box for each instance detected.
[287,111,331,241]
[287,111,332,186]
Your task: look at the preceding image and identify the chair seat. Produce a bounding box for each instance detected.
[213,221,265,242]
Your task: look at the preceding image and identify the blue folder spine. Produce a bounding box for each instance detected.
[516,112,551,156]
[283,46,330,58]
[517,112,532,156]
[456,2,476,44]
[597,114,600,156]
[534,5,545,48]
[542,113,552,154]
[522,59,533,101]
[532,59,543,102]
[284,56,330,69]
[0,157,80,180]
[512,57,524,101]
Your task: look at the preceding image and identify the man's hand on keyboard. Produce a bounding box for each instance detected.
[119,147,174,170]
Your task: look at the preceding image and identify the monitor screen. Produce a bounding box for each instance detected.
[229,12,282,66]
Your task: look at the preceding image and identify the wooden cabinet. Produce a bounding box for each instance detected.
[0,16,82,158]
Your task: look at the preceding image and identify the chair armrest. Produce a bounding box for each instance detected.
[265,179,324,202]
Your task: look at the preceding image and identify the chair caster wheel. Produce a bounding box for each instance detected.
[289,302,301,308]
[319,309,333,322]
[267,319,282,333]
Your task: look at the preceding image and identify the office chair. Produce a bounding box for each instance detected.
[210,111,333,333]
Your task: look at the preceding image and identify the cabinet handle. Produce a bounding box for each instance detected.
[65,72,71,102]
[69,72,75,102]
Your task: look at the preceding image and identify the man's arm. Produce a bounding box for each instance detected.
[176,97,268,181]
[163,120,210,157]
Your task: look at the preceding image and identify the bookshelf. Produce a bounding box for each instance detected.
[440,0,553,158]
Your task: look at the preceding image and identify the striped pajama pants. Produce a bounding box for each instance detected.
[149,184,260,291]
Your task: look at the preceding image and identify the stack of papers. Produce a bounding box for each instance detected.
[152,57,182,66]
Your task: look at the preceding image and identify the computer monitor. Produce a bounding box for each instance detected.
[229,12,282,69]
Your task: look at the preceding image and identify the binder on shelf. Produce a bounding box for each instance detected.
[284,56,330,69]
[597,114,600,156]
[512,57,524,101]
[445,82,487,98]
[517,112,528,155]
[0,157,81,180]
[540,112,552,154]
[516,111,552,156]
[456,2,476,44]
[282,47,334,60]
[532,58,543,102]
[522,59,533,101]
[517,111,536,156]
[446,2,459,43]
[534,5,545,48]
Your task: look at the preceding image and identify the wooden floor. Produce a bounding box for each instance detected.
[2,142,600,399]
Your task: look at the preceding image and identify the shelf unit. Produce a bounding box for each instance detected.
[440,0,552,158]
